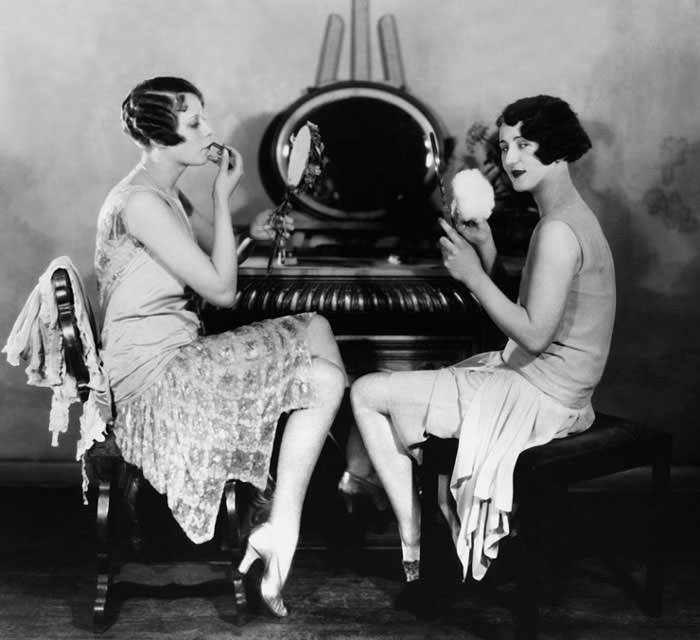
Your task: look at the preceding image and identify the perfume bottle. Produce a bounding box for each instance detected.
[206,142,236,170]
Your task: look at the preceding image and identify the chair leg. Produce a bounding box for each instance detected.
[221,480,240,551]
[93,479,114,629]
[219,480,245,621]
[122,466,143,555]
[646,439,672,616]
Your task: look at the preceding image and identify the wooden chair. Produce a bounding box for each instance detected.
[51,267,248,629]
[418,413,672,640]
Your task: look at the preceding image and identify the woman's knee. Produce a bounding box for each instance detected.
[350,372,391,414]
[309,313,333,337]
[311,356,345,404]
[308,314,335,351]
[307,314,343,366]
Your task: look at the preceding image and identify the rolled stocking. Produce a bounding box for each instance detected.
[400,541,420,582]
[402,560,420,583]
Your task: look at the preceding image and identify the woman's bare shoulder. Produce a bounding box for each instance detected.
[121,188,181,238]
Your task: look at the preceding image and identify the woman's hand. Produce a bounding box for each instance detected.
[439,218,486,289]
[249,209,295,241]
[455,217,493,248]
[213,146,244,206]
[450,216,497,275]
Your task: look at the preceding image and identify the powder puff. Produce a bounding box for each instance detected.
[451,169,495,222]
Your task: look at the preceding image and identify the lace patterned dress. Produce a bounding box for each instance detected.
[94,170,317,543]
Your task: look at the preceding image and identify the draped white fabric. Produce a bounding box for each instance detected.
[448,352,594,580]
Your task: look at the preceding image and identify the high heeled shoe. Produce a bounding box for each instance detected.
[236,522,288,618]
[337,470,390,513]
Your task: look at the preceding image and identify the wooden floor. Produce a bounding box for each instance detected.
[0,485,698,640]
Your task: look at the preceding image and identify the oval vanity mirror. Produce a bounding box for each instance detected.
[259,81,445,222]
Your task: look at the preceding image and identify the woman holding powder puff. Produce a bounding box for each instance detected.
[344,95,616,613]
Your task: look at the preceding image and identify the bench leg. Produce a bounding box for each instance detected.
[517,490,548,640]
[418,451,440,588]
[646,440,671,616]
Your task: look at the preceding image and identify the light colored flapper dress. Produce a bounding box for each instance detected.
[94,171,317,543]
[386,205,616,580]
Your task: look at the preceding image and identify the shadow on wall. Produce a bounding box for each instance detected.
[233,110,284,220]
[643,137,700,234]
[574,121,700,463]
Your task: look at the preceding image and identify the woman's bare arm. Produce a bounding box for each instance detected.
[125,147,244,307]
[440,218,580,354]
[124,192,236,307]
[178,190,216,255]
[456,218,498,275]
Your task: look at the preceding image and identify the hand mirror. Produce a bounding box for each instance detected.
[266,122,323,271]
[286,124,313,188]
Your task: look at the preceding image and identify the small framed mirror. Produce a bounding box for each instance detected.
[286,124,313,188]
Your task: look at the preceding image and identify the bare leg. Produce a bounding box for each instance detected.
[350,372,421,562]
[305,314,346,379]
[306,315,378,481]
[268,315,346,583]
[345,425,374,478]
[350,372,439,618]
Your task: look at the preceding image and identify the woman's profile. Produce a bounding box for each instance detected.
[94,76,347,617]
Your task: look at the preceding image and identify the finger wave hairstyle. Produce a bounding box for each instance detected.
[496,95,592,165]
[121,76,204,147]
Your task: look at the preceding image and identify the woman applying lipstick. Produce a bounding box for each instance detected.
[95,76,347,618]
[349,95,615,612]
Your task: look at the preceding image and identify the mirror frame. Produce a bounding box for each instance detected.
[259,80,446,221]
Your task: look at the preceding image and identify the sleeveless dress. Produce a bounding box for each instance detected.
[386,205,616,579]
[94,169,318,543]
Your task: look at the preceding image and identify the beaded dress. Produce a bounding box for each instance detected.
[94,167,317,543]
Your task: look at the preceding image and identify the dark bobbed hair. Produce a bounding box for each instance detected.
[121,77,204,147]
[496,95,592,165]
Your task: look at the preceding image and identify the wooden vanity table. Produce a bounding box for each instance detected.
[201,255,490,379]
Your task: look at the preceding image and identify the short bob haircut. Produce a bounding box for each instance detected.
[496,95,592,165]
[121,77,204,148]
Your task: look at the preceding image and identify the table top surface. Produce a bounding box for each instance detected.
[239,255,523,278]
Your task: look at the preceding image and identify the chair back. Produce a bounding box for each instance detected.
[51,268,99,404]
